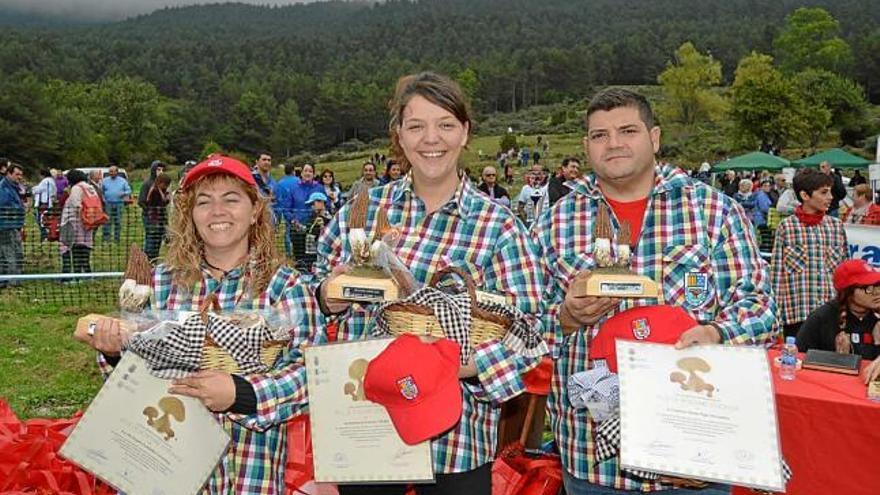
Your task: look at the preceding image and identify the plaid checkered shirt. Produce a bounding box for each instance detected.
[97,263,324,495]
[314,173,544,474]
[770,214,848,325]
[531,165,778,490]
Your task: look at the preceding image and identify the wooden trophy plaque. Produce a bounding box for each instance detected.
[326,268,399,303]
[571,203,659,298]
[325,190,400,303]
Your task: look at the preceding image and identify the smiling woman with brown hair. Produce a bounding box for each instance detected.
[316,72,545,495]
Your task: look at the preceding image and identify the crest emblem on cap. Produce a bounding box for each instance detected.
[632,318,651,340]
[208,158,223,167]
[685,271,709,306]
[397,376,419,400]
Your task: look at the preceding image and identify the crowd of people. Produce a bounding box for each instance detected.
[0,162,145,283]
[3,76,880,495]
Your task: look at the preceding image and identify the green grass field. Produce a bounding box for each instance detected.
[0,294,109,419]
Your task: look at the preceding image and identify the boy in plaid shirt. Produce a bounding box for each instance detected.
[771,167,848,338]
[532,88,777,494]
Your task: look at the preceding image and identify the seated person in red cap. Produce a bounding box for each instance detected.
[88,154,324,494]
[317,72,545,494]
[797,259,880,361]
[531,88,777,494]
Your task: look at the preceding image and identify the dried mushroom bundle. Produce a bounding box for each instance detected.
[119,244,153,312]
[594,203,613,240]
[348,189,369,230]
[594,203,614,268]
[616,221,632,268]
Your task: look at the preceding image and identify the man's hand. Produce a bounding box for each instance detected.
[560,271,620,335]
[863,357,880,385]
[674,325,722,349]
[169,371,237,412]
[320,265,353,315]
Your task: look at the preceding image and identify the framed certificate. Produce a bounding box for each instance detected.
[305,339,434,483]
[59,353,230,495]
[617,341,784,492]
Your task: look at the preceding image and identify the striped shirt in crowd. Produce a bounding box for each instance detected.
[315,173,543,474]
[531,165,777,490]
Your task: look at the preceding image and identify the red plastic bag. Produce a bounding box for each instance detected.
[0,400,115,495]
[492,391,562,495]
[492,448,562,495]
[285,414,315,494]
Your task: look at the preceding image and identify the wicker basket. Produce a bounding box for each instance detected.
[197,294,287,373]
[382,266,511,343]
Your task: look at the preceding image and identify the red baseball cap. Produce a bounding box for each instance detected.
[364,335,462,445]
[181,154,256,190]
[833,259,880,291]
[589,305,697,373]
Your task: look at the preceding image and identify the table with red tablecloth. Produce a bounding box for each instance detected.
[733,351,880,495]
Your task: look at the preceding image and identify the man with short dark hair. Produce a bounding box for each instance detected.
[546,157,581,207]
[533,88,776,494]
[348,161,378,198]
[0,164,25,288]
[772,167,848,338]
[252,152,276,199]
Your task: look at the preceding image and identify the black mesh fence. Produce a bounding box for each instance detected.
[0,202,776,305]
[0,205,323,304]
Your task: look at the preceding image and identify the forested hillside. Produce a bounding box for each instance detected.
[2,0,878,165]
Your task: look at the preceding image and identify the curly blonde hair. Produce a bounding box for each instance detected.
[164,174,282,294]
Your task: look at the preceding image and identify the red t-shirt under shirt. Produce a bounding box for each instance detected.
[605,196,649,246]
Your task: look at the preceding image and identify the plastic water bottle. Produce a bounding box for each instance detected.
[779,336,798,381]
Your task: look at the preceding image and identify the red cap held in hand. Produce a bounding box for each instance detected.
[181,154,257,191]
[364,334,462,445]
[589,305,697,373]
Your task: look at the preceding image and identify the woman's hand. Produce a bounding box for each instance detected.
[169,371,237,412]
[863,357,880,385]
[835,331,852,354]
[91,317,125,357]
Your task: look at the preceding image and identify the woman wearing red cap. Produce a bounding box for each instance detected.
[796,259,880,361]
[316,72,544,494]
[89,154,323,494]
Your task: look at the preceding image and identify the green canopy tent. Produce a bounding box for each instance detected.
[791,148,871,169]
[712,151,791,172]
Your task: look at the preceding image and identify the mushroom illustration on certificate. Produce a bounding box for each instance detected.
[60,353,230,495]
[616,341,784,492]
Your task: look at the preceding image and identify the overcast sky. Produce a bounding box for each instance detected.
[0,1,319,21]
